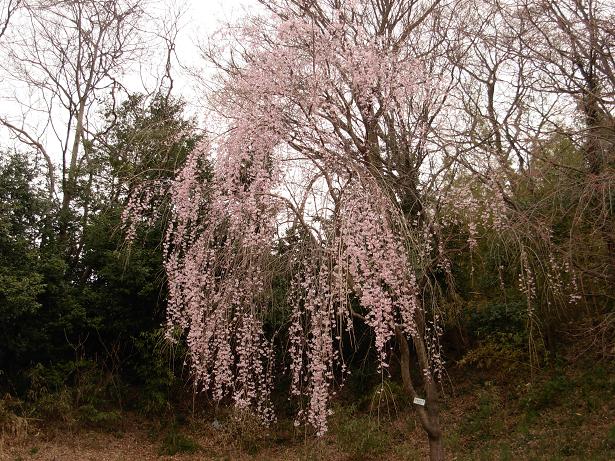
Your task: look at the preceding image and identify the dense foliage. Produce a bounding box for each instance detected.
[0,94,198,411]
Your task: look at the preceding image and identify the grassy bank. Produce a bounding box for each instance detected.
[2,359,613,461]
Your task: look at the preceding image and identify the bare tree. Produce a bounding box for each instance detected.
[447,0,615,276]
[516,0,615,278]
[0,0,181,259]
[0,0,20,40]
[436,0,615,358]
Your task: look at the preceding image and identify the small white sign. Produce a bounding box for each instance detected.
[413,397,426,406]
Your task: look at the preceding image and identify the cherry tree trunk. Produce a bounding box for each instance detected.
[424,387,444,461]
[428,435,444,461]
[396,327,444,461]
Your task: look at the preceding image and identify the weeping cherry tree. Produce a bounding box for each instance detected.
[128,1,453,458]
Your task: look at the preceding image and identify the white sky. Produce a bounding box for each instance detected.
[173,0,256,106]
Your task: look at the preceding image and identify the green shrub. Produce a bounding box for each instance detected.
[77,404,121,430]
[24,360,124,426]
[522,375,571,412]
[129,328,185,415]
[460,302,533,373]
[159,426,200,455]
[459,384,504,442]
[468,302,527,342]
[333,406,391,460]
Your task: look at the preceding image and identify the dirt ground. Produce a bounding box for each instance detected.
[1,423,365,461]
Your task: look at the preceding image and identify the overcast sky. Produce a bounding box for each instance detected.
[172,0,255,110]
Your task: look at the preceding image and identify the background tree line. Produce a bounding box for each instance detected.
[0,0,613,457]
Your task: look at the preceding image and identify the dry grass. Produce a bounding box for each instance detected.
[1,362,613,461]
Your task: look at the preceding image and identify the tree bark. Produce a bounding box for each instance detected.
[428,435,445,461]
[395,327,444,461]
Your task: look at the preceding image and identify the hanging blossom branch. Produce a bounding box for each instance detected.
[162,124,283,422]
[285,178,434,435]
